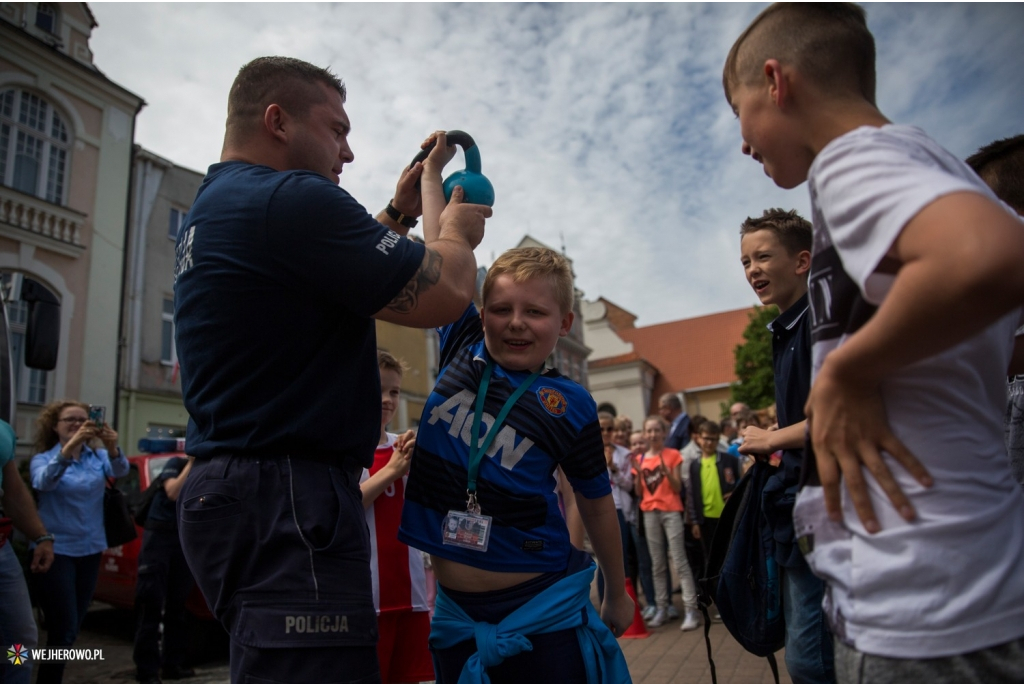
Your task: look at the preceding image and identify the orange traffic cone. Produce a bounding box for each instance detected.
[621,578,650,639]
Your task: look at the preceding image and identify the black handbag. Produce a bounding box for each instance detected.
[104,478,138,548]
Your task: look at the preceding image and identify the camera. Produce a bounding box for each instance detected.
[88,405,105,428]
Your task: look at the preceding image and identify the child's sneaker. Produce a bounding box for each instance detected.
[647,608,669,628]
[666,605,680,620]
[641,605,658,622]
[680,609,700,632]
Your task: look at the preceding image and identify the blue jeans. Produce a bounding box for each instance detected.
[0,543,38,684]
[178,456,379,684]
[782,557,835,683]
[30,551,101,683]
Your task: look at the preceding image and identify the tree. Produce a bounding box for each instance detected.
[729,305,779,412]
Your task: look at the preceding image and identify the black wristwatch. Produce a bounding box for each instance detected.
[34,533,55,544]
[384,200,418,228]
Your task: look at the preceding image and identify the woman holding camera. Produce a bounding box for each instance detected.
[30,400,127,683]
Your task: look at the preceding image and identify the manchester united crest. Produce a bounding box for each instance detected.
[537,387,568,417]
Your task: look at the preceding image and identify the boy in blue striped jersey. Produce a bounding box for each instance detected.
[400,246,632,683]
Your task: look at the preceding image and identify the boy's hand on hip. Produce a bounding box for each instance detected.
[805,360,932,534]
[601,593,635,638]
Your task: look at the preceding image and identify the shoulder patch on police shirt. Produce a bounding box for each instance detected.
[537,387,568,417]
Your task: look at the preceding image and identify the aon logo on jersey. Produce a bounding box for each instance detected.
[427,389,534,470]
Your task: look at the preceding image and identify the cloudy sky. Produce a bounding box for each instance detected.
[88,2,1024,326]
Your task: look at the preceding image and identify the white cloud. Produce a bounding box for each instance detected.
[88,2,1024,325]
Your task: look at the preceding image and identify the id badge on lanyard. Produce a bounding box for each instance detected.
[442,360,540,553]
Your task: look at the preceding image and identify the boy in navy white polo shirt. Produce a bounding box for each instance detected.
[738,208,833,681]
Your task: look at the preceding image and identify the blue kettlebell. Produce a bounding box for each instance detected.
[411,130,495,207]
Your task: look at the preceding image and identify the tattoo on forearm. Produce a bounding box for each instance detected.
[387,248,443,314]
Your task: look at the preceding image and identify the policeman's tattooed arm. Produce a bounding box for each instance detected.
[386,247,443,314]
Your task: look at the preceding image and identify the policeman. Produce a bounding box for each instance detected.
[173,56,489,682]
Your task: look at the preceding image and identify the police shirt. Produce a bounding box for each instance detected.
[174,162,424,465]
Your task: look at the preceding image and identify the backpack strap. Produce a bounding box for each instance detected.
[766,652,780,684]
[698,602,717,684]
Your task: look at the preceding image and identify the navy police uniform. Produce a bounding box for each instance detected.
[173,161,424,683]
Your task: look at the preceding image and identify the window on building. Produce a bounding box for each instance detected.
[161,298,175,365]
[1,272,53,405]
[168,207,188,240]
[35,4,59,34]
[0,89,71,205]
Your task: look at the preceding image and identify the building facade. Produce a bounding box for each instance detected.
[117,146,201,451]
[582,298,657,423]
[1,2,143,452]
[585,297,755,423]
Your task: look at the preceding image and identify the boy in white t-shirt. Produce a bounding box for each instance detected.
[724,3,1024,681]
[359,351,433,683]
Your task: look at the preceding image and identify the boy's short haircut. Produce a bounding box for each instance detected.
[689,415,709,436]
[700,421,722,436]
[613,417,630,431]
[723,2,876,106]
[740,208,813,255]
[966,134,1024,214]
[377,349,407,377]
[482,247,574,315]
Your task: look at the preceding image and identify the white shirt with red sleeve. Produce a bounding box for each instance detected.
[361,433,429,614]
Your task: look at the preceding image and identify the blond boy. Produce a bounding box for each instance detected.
[398,246,631,682]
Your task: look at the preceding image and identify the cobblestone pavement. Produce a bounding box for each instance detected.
[31,604,230,685]
[34,593,790,684]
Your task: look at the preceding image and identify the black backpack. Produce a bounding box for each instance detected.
[698,459,785,683]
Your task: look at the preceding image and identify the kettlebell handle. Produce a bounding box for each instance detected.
[410,130,480,173]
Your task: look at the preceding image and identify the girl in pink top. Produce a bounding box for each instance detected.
[633,416,700,630]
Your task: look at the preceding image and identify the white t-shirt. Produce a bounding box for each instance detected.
[792,125,1024,659]
[608,443,635,524]
[681,440,702,487]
